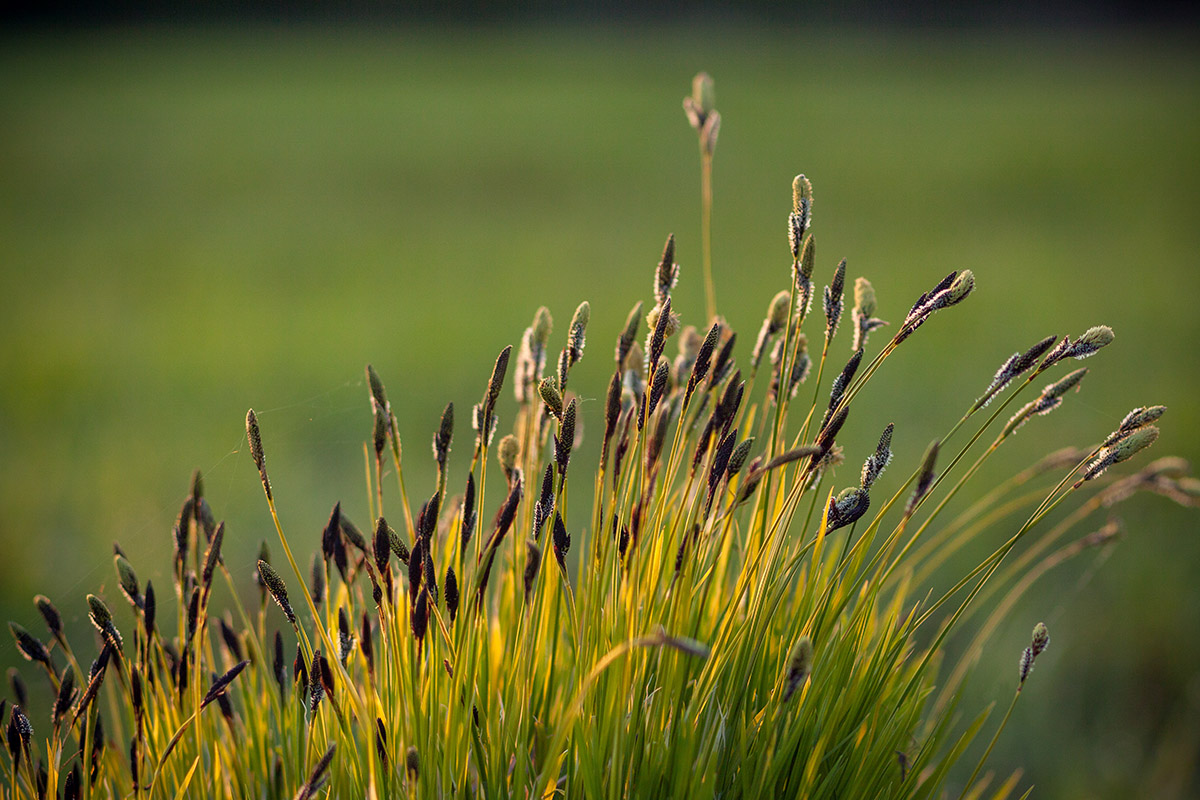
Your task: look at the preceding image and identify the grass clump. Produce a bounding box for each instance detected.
[4,74,1197,800]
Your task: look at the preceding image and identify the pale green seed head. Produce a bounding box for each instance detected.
[792,174,813,217]
[1113,425,1159,463]
[1030,622,1050,657]
[532,306,553,348]
[945,269,975,305]
[1045,367,1088,399]
[798,234,816,282]
[853,277,877,318]
[538,377,564,419]
[692,72,715,115]
[498,434,520,474]
[1075,325,1114,355]
[769,290,791,330]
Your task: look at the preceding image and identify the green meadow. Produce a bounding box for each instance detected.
[0,26,1196,797]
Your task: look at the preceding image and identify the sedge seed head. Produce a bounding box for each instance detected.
[256,561,295,625]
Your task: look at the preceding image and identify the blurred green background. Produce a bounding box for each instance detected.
[1,25,1197,798]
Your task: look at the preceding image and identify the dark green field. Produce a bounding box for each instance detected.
[1,26,1197,797]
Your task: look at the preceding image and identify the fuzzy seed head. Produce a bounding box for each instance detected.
[727,437,755,478]
[115,555,140,607]
[616,301,643,369]
[945,269,975,305]
[853,277,876,318]
[552,510,571,569]
[87,594,122,652]
[34,595,62,640]
[1069,325,1114,359]
[1117,405,1166,436]
[1019,622,1050,686]
[568,301,590,365]
[1112,425,1160,463]
[433,402,454,465]
[1045,367,1088,400]
[539,377,564,420]
[256,561,295,625]
[498,434,521,478]
[655,234,680,305]
[245,409,265,471]
[532,306,553,347]
[8,623,50,667]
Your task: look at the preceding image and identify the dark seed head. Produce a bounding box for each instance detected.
[256,561,295,625]
[373,517,392,575]
[552,511,571,569]
[340,514,368,554]
[245,409,270,499]
[52,666,75,730]
[411,590,429,644]
[460,472,477,549]
[375,718,388,766]
[360,612,375,673]
[143,580,157,638]
[33,595,62,642]
[114,554,141,609]
[556,399,577,475]
[219,617,244,663]
[8,623,51,667]
[87,594,123,654]
[201,520,224,591]
[433,402,454,467]
[202,660,249,709]
[310,552,326,609]
[308,651,325,712]
[321,503,341,562]
[296,743,337,800]
[523,540,542,603]
[8,670,26,710]
[616,301,644,370]
[445,566,459,623]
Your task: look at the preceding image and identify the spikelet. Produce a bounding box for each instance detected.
[905,441,940,520]
[256,561,295,625]
[523,540,542,604]
[850,277,888,352]
[789,174,813,260]
[295,743,337,800]
[823,258,846,341]
[568,301,590,366]
[8,623,51,668]
[860,423,894,490]
[1103,405,1166,447]
[1018,622,1050,687]
[1081,425,1160,484]
[87,594,123,654]
[245,409,270,500]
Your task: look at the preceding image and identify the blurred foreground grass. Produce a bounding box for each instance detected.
[0,25,1197,797]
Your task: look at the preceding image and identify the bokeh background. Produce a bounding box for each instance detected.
[1,8,1197,798]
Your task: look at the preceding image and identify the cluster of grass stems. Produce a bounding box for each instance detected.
[4,75,1197,800]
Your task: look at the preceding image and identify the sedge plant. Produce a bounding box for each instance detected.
[3,74,1197,800]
